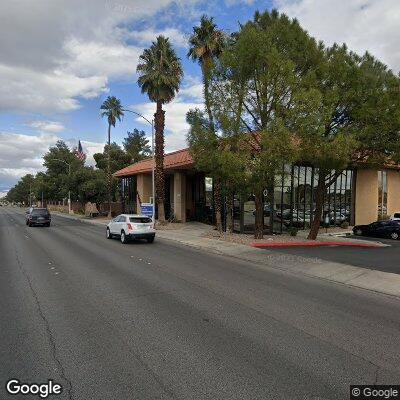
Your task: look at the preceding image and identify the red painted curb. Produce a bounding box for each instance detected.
[251,241,383,248]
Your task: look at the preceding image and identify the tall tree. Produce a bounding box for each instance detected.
[188,15,225,231]
[6,174,35,205]
[123,128,151,163]
[218,9,320,238]
[100,96,124,217]
[137,36,183,223]
[43,140,83,202]
[93,142,131,202]
[294,45,400,239]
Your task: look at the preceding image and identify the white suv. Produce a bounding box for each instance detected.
[106,214,155,244]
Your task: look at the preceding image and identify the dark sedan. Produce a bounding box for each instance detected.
[353,220,400,240]
[26,208,51,227]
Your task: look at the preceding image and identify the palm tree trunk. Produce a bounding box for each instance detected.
[214,178,222,232]
[203,63,223,232]
[254,188,264,239]
[226,187,234,234]
[154,101,166,223]
[107,123,112,218]
[308,170,327,240]
[203,69,214,130]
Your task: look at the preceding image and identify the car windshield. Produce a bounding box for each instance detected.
[129,217,152,223]
[32,209,49,215]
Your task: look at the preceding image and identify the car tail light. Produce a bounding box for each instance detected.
[127,223,133,230]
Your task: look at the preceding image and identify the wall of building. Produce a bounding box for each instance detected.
[387,170,400,217]
[136,173,152,213]
[173,171,186,222]
[354,169,378,225]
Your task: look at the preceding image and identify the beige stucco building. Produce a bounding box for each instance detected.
[114,148,400,231]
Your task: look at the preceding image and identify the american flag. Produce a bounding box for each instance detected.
[75,140,86,162]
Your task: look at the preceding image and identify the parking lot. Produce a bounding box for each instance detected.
[264,236,400,275]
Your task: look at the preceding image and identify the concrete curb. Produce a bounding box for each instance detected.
[53,212,400,299]
[251,240,386,248]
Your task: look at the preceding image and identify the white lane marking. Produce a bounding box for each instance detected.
[147,262,151,265]
[50,267,55,270]
[24,235,29,239]
[54,272,59,275]
[48,262,52,265]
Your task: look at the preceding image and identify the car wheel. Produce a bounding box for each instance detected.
[147,237,155,244]
[106,228,112,239]
[355,228,363,236]
[390,232,399,240]
[120,230,128,244]
[28,222,31,227]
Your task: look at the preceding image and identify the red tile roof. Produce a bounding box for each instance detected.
[113,148,194,177]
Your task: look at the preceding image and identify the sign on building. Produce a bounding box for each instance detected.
[141,203,154,218]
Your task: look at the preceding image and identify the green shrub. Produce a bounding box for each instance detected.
[340,221,349,229]
[289,227,298,236]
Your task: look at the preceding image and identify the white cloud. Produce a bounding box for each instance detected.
[126,27,188,48]
[129,99,203,152]
[28,121,66,133]
[179,75,204,102]
[62,39,142,80]
[0,63,108,113]
[274,0,400,72]
[0,0,198,114]
[0,132,58,193]
[0,131,105,191]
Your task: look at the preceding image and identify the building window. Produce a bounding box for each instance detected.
[378,170,388,218]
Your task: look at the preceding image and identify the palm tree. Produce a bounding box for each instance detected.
[137,36,183,223]
[188,15,225,231]
[188,15,225,127]
[100,96,124,217]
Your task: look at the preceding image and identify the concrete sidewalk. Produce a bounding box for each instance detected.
[53,212,400,299]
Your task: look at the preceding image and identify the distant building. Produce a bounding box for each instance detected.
[114,148,400,233]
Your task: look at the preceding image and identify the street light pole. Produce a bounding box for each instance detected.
[123,109,155,222]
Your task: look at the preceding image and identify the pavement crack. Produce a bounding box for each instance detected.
[14,247,74,400]
[374,364,380,384]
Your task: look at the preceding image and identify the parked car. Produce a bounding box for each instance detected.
[390,211,400,221]
[25,208,51,227]
[329,211,347,225]
[353,220,400,240]
[106,214,155,244]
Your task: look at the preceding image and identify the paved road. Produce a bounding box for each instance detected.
[1,206,400,400]
[263,237,400,275]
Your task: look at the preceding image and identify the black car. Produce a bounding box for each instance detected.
[353,220,400,240]
[26,208,51,227]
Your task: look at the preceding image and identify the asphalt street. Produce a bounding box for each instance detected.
[1,206,400,400]
[263,237,400,275]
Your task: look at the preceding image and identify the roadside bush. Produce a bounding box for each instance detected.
[340,221,349,229]
[289,227,298,236]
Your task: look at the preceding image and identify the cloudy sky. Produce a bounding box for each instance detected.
[1,0,400,197]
